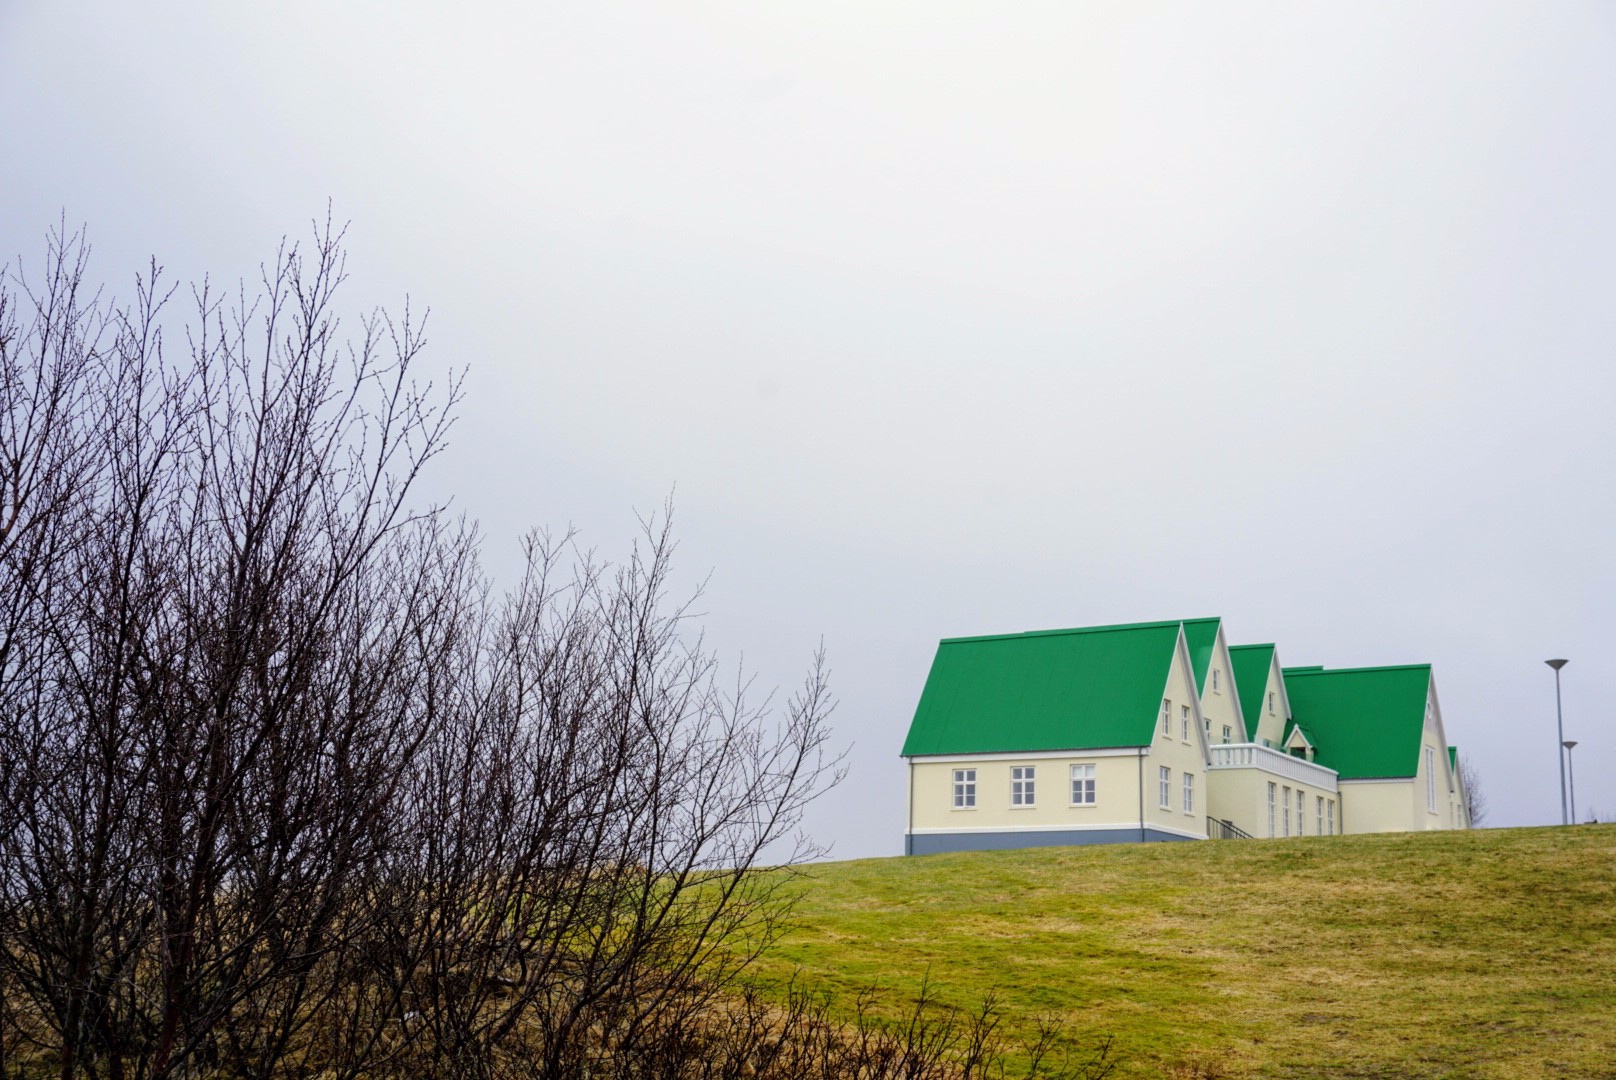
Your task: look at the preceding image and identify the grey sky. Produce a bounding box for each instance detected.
[4,2,1613,856]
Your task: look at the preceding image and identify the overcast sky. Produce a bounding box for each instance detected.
[4,2,1613,857]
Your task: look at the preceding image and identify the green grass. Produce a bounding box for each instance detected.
[749,825,1616,1078]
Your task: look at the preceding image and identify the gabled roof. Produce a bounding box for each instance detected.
[901,621,1183,757]
[1181,618,1221,691]
[1448,746,1458,770]
[1228,643,1277,729]
[1281,664,1433,780]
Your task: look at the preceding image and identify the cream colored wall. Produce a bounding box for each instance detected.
[1199,637,1244,746]
[1414,708,1461,830]
[1206,765,1339,838]
[1146,639,1209,837]
[1338,779,1417,833]
[1250,660,1288,748]
[907,753,1150,833]
[1450,764,1469,829]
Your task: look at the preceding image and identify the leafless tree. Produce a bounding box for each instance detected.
[0,218,468,1078]
[1457,756,1487,828]
[0,221,854,1080]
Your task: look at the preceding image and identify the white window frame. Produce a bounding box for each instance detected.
[1327,799,1335,834]
[1180,705,1191,741]
[1161,699,1171,736]
[1267,782,1277,838]
[1182,772,1194,814]
[1296,788,1306,835]
[1158,766,1171,809]
[1317,795,1325,836]
[1070,763,1096,806]
[1268,691,1275,713]
[1011,765,1036,807]
[1282,785,1291,837]
[1221,724,1231,744]
[952,768,976,810]
[1211,668,1219,693]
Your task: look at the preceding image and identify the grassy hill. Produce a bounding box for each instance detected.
[748,825,1616,1079]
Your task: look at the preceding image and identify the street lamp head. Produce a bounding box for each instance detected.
[1563,740,1578,751]
[1546,658,1569,670]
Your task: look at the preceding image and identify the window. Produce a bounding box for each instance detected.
[952,769,976,809]
[1426,746,1437,812]
[1159,766,1171,809]
[1182,772,1195,814]
[1180,705,1191,741]
[1282,786,1292,836]
[1267,782,1277,838]
[1161,699,1171,736]
[1297,789,1306,835]
[1211,668,1219,692]
[1317,796,1325,835]
[1222,724,1231,744]
[1011,765,1036,807]
[1070,763,1096,805]
[1268,691,1275,713]
[1327,799,1335,834]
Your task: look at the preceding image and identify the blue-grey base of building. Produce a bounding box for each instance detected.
[905,828,1197,855]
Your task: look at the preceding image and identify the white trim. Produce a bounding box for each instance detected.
[1214,627,1251,744]
[1270,650,1295,734]
[1165,625,1214,763]
[905,746,1144,764]
[1337,776,1413,786]
[1207,743,1338,790]
[905,821,1207,840]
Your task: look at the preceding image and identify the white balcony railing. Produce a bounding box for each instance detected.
[1207,743,1338,791]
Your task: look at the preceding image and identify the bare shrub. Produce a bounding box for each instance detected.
[0,220,1113,1080]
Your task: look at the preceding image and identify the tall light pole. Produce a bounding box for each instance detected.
[1547,659,1569,826]
[1564,740,1579,825]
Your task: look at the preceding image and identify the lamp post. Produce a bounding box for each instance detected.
[1546,659,1569,826]
[1564,740,1579,825]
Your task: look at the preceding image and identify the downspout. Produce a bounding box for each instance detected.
[906,758,914,856]
[1138,747,1146,843]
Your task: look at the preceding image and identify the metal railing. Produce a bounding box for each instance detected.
[1207,816,1255,840]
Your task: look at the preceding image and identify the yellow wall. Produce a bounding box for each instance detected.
[907,752,1156,835]
[1206,761,1339,838]
[1149,637,1211,836]
[1250,658,1288,748]
[1338,779,1417,833]
[1199,636,1245,746]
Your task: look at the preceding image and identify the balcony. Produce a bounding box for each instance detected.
[1207,743,1338,791]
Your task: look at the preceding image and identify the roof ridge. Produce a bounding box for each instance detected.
[1229,642,1275,651]
[1284,663,1431,676]
[940,620,1183,644]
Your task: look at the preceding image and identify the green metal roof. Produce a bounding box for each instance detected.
[1448,746,1458,769]
[901,621,1182,756]
[1181,618,1221,692]
[1228,643,1276,736]
[1280,665,1433,780]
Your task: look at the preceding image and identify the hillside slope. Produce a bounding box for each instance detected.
[751,825,1616,1079]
